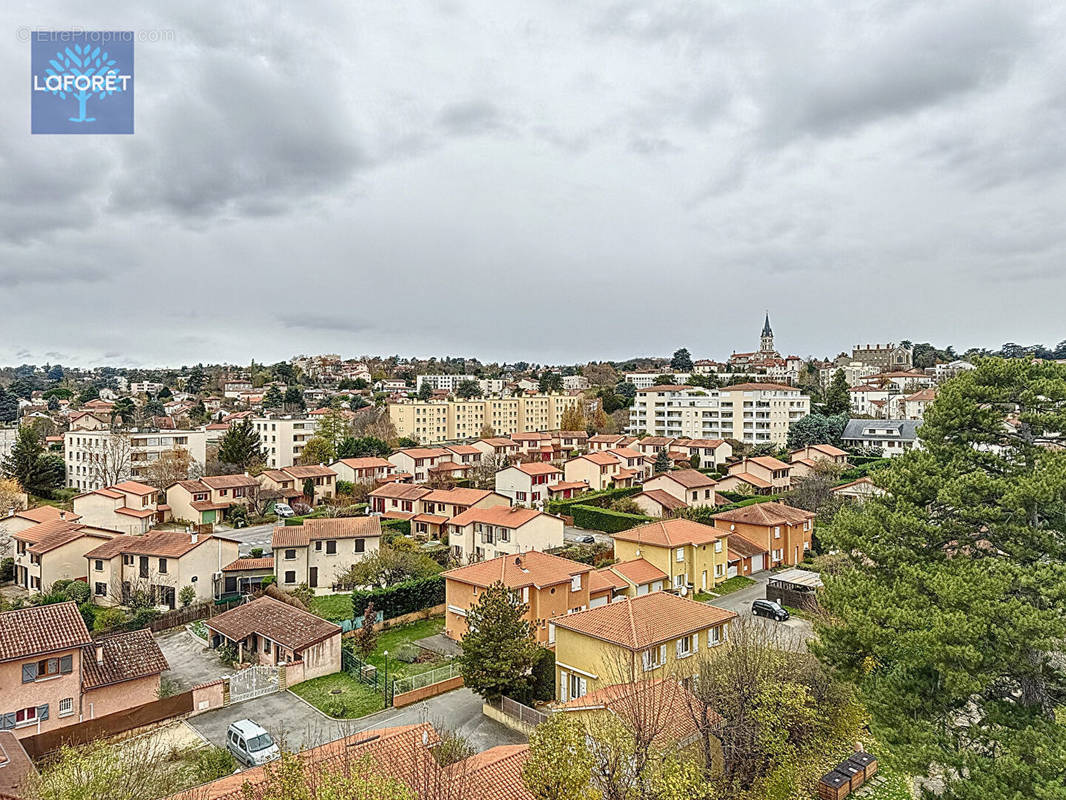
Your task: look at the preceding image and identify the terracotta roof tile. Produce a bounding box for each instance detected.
[81,629,169,689]
[712,501,815,527]
[206,596,340,652]
[221,557,275,572]
[369,483,432,501]
[608,558,668,585]
[612,518,722,548]
[200,474,259,490]
[110,481,158,495]
[448,505,547,529]
[282,465,337,479]
[633,489,687,512]
[0,602,91,662]
[514,462,563,476]
[12,506,81,525]
[444,550,588,589]
[333,457,392,470]
[649,469,716,489]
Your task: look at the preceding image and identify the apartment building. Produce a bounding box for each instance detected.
[552,593,736,702]
[447,506,565,564]
[625,372,691,389]
[251,416,320,469]
[85,530,240,607]
[0,603,167,739]
[611,518,730,595]
[494,462,564,506]
[13,520,117,593]
[444,550,601,644]
[64,428,207,492]
[850,343,913,370]
[414,374,477,393]
[272,517,382,589]
[628,383,809,446]
[387,394,583,442]
[72,481,165,535]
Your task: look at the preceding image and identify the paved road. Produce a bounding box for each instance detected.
[704,571,815,651]
[221,522,278,555]
[188,688,525,754]
[563,526,612,545]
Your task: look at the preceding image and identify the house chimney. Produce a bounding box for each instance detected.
[59,511,66,521]
[190,532,198,544]
[95,644,104,664]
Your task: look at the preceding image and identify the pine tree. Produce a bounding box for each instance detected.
[263,385,283,409]
[814,358,1066,798]
[283,386,305,410]
[458,581,539,702]
[216,419,264,470]
[670,347,694,372]
[185,365,207,395]
[823,368,851,415]
[654,449,671,474]
[2,427,63,497]
[0,385,18,423]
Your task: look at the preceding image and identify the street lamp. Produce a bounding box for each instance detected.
[383,650,388,704]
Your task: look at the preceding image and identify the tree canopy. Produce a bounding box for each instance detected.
[457,581,539,702]
[217,419,264,471]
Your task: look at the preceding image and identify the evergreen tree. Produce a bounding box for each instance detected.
[2,427,64,497]
[110,397,136,426]
[283,386,305,410]
[262,385,283,409]
[157,385,172,399]
[458,581,539,702]
[184,365,207,395]
[417,381,433,401]
[77,385,100,404]
[456,379,482,399]
[653,449,671,474]
[670,347,693,372]
[216,419,264,470]
[814,358,1066,799]
[538,371,563,393]
[823,368,851,415]
[0,385,18,424]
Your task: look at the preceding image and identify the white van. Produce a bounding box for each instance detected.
[226,719,279,766]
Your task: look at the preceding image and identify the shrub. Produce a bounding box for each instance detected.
[350,575,445,620]
[62,580,91,603]
[78,601,96,631]
[191,746,238,783]
[569,504,654,533]
[336,480,355,496]
[217,643,238,666]
[179,585,197,608]
[0,557,12,582]
[546,486,641,515]
[92,607,127,632]
[249,547,264,558]
[393,643,421,663]
[260,575,277,588]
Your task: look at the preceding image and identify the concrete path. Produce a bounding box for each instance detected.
[156,629,229,691]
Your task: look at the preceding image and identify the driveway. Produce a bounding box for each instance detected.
[223,522,278,555]
[704,571,815,651]
[564,526,612,545]
[187,688,525,754]
[156,629,228,691]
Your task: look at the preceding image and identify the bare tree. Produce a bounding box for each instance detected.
[141,446,202,489]
[470,453,510,489]
[87,431,132,487]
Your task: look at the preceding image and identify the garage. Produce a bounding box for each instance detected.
[751,554,763,572]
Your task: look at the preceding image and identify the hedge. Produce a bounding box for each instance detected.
[570,504,655,533]
[840,459,892,481]
[349,574,445,620]
[547,486,642,515]
[717,491,782,504]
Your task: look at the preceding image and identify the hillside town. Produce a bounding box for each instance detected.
[0,322,1063,800]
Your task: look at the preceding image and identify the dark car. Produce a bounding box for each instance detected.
[752,599,790,622]
[578,535,596,544]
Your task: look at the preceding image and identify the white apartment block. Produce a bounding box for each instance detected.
[64,429,208,492]
[128,381,164,395]
[0,427,16,463]
[389,394,583,443]
[627,383,809,446]
[251,416,321,469]
[625,372,691,389]
[561,375,589,391]
[415,374,478,392]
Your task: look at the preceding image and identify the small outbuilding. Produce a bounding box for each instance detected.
[205,595,341,681]
[765,568,823,612]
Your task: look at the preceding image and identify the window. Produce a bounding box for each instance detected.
[123,554,134,566]
[570,574,581,591]
[263,639,271,654]
[14,707,39,727]
[772,549,783,561]
[284,571,296,584]
[59,698,74,717]
[674,574,684,589]
[325,541,337,555]
[675,548,684,562]
[677,633,697,657]
[315,541,322,551]
[568,673,586,701]
[284,549,296,560]
[94,559,103,571]
[158,558,168,574]
[95,582,107,596]
[642,644,666,671]
[715,563,724,577]
[708,626,722,646]
[774,526,781,539]
[354,538,365,553]
[714,540,722,553]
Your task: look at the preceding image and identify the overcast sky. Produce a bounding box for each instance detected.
[3,1,1065,368]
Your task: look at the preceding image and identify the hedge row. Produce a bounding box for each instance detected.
[570,504,655,533]
[840,459,892,481]
[717,491,782,504]
[547,486,641,515]
[349,574,445,620]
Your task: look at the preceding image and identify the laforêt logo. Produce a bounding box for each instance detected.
[31,31,134,134]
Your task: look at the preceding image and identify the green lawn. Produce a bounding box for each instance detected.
[309,593,353,620]
[289,673,386,719]
[366,617,446,678]
[713,575,756,595]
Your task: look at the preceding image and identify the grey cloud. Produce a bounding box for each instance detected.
[437,101,507,137]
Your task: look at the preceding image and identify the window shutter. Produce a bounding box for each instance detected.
[560,670,569,701]
[60,655,73,674]
[659,644,667,664]
[692,632,699,650]
[642,650,651,671]
[22,663,37,683]
[579,677,587,697]
[676,639,683,658]
[38,704,49,721]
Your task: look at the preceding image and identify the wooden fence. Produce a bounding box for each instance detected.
[92,596,246,638]
[19,691,194,761]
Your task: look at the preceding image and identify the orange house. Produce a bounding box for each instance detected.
[711,502,815,568]
[443,550,611,645]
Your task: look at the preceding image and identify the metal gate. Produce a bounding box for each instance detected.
[228,666,280,703]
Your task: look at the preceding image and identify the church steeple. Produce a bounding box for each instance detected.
[760,312,775,354]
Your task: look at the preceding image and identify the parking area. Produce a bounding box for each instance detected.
[156,628,228,691]
[704,571,815,651]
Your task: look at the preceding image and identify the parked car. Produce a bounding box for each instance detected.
[751,599,790,622]
[273,502,295,518]
[227,719,279,766]
[578,535,596,544]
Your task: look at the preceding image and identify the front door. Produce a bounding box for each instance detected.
[309,567,318,588]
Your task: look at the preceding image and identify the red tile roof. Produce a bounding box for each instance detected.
[333,457,393,470]
[200,474,259,490]
[0,602,91,662]
[271,517,381,548]
[634,489,687,512]
[282,465,337,479]
[648,469,716,489]
[612,518,722,548]
[448,505,546,529]
[110,481,158,496]
[712,501,815,527]
[445,550,588,590]
[558,679,705,747]
[81,629,169,689]
[12,506,81,525]
[206,596,340,652]
[607,557,668,585]
[513,462,563,476]
[13,520,116,555]
[221,557,275,572]
[0,732,36,799]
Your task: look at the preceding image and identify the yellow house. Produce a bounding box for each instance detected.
[551,592,736,701]
[611,518,730,595]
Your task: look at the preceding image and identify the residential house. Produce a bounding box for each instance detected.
[552,592,736,702]
[588,434,637,452]
[494,462,564,506]
[205,596,341,680]
[841,419,921,456]
[388,448,453,483]
[272,517,382,590]
[218,556,275,597]
[13,520,117,593]
[631,489,687,517]
[666,438,732,469]
[724,532,768,577]
[471,437,521,463]
[85,530,240,607]
[639,470,717,509]
[605,447,653,480]
[72,481,166,536]
[272,465,337,501]
[715,456,792,494]
[591,558,667,600]
[712,502,815,568]
[0,602,167,739]
[551,430,589,454]
[1,507,81,540]
[164,474,259,527]
[634,437,675,458]
[412,488,510,540]
[444,550,597,644]
[510,432,555,461]
[447,506,565,564]
[563,452,638,492]
[611,518,730,595]
[0,730,36,797]
[443,444,483,469]
[368,483,431,518]
[831,476,887,503]
[902,388,936,420]
[329,457,395,484]
[545,480,589,501]
[255,470,304,502]
[848,384,890,417]
[788,443,850,480]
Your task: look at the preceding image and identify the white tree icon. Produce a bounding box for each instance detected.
[42,43,127,123]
